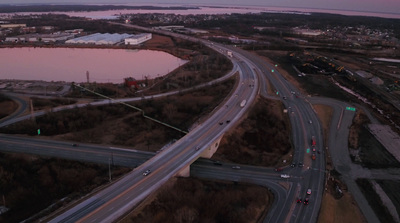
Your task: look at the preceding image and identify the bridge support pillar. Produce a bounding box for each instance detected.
[176,135,224,177]
[200,136,223,159]
[176,165,190,177]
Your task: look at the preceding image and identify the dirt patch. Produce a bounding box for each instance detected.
[212,96,293,167]
[318,169,366,223]
[313,104,333,146]
[318,191,366,223]
[121,177,273,223]
[143,34,174,48]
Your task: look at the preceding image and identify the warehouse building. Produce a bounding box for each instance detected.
[5,33,75,43]
[124,33,152,45]
[65,33,133,45]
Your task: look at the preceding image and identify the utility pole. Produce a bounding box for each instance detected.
[108,158,112,182]
[30,99,35,122]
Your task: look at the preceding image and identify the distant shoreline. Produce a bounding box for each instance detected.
[0,3,399,20]
[0,5,199,13]
[0,4,399,19]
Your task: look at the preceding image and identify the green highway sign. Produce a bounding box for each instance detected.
[271,69,275,72]
[306,148,310,153]
[346,107,356,111]
[37,129,41,135]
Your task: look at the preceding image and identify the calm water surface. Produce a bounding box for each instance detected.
[0,48,187,83]
[9,5,400,19]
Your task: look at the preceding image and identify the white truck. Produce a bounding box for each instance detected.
[240,100,246,108]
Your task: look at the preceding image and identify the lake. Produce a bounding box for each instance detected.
[0,47,187,83]
[7,5,400,19]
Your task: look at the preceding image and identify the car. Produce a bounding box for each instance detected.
[309,120,312,124]
[304,198,309,205]
[195,146,200,151]
[307,189,311,195]
[213,161,222,166]
[226,120,230,124]
[296,198,302,203]
[283,96,287,100]
[275,167,283,172]
[312,148,316,152]
[291,163,296,168]
[72,144,78,147]
[219,122,223,125]
[232,166,241,169]
[143,169,151,176]
[298,162,304,167]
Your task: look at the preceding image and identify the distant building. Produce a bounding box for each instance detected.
[356,70,373,78]
[66,33,133,45]
[153,26,184,31]
[124,77,139,89]
[5,33,75,43]
[124,33,152,45]
[293,28,323,36]
[65,29,84,34]
[0,24,26,29]
[370,76,384,85]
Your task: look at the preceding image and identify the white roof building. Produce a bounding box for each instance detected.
[66,33,133,45]
[125,33,152,45]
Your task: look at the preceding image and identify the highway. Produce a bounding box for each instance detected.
[0,133,296,223]
[41,44,260,223]
[1,23,385,223]
[0,92,28,123]
[229,48,326,222]
[1,31,324,222]
[0,62,239,129]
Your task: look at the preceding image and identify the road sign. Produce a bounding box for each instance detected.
[306,148,310,153]
[37,129,41,135]
[346,107,356,111]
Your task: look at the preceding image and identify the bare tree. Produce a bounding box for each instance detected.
[174,206,199,223]
[163,103,177,121]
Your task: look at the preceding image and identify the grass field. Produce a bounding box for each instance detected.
[122,178,273,223]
